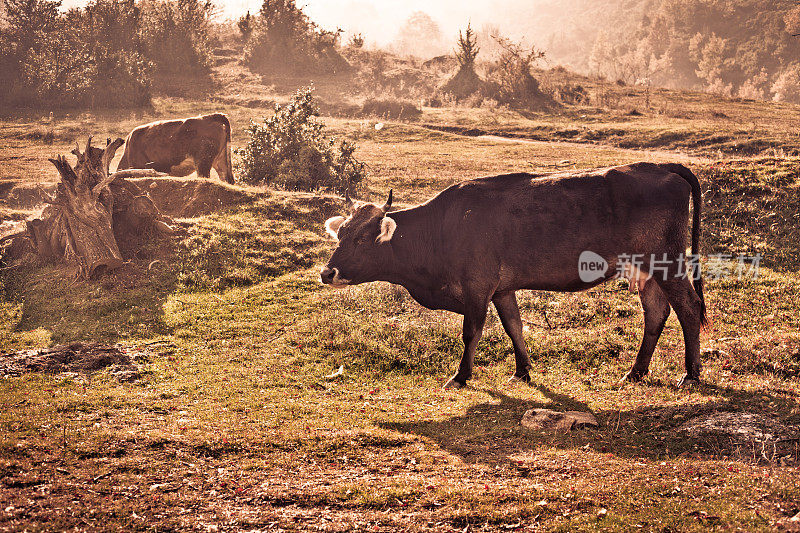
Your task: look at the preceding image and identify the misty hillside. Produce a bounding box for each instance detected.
[508,0,800,101]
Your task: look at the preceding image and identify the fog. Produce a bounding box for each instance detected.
[296,0,592,52]
[57,0,597,60]
[303,0,507,44]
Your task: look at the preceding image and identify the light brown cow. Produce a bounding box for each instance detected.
[117,113,234,183]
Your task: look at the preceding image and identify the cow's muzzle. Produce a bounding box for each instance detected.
[320,267,349,287]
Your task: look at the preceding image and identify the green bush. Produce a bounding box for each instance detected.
[235,87,366,193]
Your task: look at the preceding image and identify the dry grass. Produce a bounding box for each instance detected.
[1,62,800,532]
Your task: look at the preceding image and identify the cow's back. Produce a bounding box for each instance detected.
[412,163,692,291]
[118,115,227,171]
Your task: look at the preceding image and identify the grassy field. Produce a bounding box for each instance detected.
[1,68,800,531]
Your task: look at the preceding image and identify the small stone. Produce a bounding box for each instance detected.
[521,408,598,431]
[565,411,600,429]
[149,482,180,492]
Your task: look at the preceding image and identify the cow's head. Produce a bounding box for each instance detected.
[321,190,396,287]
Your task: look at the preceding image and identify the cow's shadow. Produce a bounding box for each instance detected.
[381,381,800,465]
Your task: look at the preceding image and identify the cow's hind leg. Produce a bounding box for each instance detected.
[655,276,703,387]
[492,291,533,383]
[622,278,671,383]
[195,140,216,180]
[196,157,212,180]
[444,298,489,390]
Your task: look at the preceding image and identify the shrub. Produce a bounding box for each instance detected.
[441,23,485,101]
[485,37,554,110]
[361,98,422,120]
[235,87,366,193]
[554,83,588,104]
[139,0,214,74]
[237,11,253,40]
[347,32,364,49]
[244,0,348,76]
[1,0,152,108]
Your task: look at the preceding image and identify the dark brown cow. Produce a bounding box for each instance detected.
[320,162,707,389]
[117,113,234,184]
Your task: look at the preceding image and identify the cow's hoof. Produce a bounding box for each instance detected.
[508,373,531,385]
[443,376,467,390]
[677,374,700,388]
[619,369,646,384]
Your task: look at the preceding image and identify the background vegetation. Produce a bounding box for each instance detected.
[243,0,348,76]
[539,0,800,102]
[236,86,366,192]
[0,0,213,108]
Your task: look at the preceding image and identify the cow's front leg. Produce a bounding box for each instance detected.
[443,301,489,390]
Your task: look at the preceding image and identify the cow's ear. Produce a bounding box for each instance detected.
[376,216,396,243]
[324,216,346,240]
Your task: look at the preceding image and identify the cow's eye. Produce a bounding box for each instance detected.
[354,235,366,245]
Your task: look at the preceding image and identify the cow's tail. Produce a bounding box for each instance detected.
[665,163,707,326]
[208,113,234,184]
[117,131,132,170]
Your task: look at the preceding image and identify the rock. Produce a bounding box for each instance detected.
[780,511,800,532]
[521,408,599,431]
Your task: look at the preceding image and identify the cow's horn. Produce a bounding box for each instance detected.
[381,189,393,213]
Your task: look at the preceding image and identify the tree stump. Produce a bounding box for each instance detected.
[5,137,174,278]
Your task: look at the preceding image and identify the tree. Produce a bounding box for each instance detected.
[455,22,478,68]
[785,3,800,36]
[139,0,214,74]
[772,62,800,103]
[244,0,348,75]
[392,11,445,58]
[442,22,484,100]
[692,32,733,95]
[1,0,61,51]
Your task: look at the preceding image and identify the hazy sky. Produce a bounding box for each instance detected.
[300,1,496,43]
[59,0,555,48]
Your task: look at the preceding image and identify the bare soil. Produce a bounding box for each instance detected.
[129,177,258,218]
[0,176,258,219]
[0,342,142,378]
